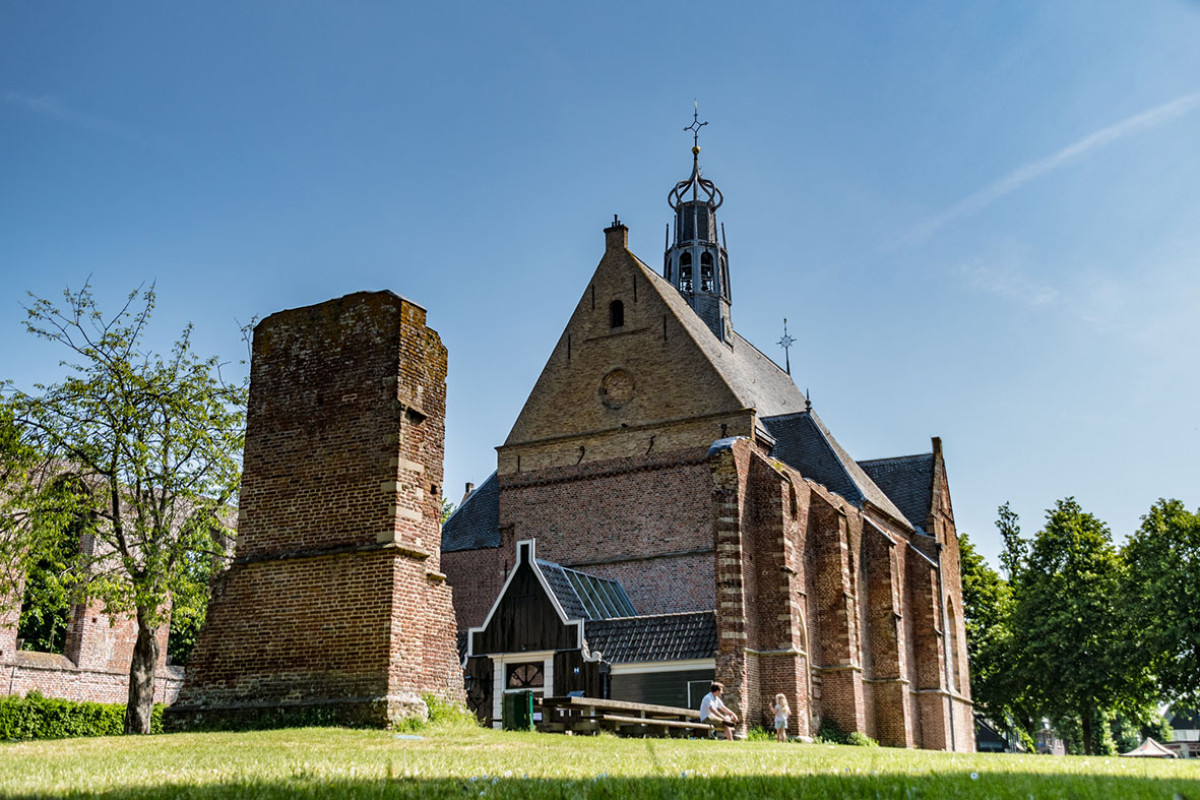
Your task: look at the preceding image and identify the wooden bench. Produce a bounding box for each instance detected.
[536,695,720,738]
[599,714,720,737]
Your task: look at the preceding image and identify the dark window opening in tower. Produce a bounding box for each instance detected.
[679,252,693,292]
[681,207,695,242]
[720,255,729,297]
[609,299,624,328]
[700,252,714,292]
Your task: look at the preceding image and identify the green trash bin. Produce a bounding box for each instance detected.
[502,691,535,731]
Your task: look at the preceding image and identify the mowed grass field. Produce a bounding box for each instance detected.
[1,721,1197,800]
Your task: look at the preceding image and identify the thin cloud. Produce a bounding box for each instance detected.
[957,259,1059,309]
[900,90,1200,247]
[4,91,170,149]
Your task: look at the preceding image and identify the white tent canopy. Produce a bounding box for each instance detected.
[1120,737,1177,758]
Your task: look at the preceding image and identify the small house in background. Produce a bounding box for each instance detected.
[462,539,716,727]
[974,716,1023,753]
[1165,706,1200,759]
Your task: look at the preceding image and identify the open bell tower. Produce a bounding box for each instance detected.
[663,106,733,343]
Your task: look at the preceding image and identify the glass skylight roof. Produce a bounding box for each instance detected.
[538,559,637,620]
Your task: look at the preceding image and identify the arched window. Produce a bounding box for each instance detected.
[700,252,714,292]
[679,252,693,292]
[609,299,624,328]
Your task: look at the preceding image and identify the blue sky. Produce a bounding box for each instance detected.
[3,2,1198,567]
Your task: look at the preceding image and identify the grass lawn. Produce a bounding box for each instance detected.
[1,720,1197,799]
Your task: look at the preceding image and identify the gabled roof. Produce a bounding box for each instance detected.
[537,560,637,620]
[464,538,710,665]
[762,411,911,530]
[584,611,717,663]
[441,471,499,552]
[858,453,935,534]
[631,255,810,418]
[633,255,910,529]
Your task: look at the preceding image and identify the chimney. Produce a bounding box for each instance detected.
[604,214,628,252]
[461,482,475,504]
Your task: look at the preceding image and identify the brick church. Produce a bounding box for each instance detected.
[442,131,975,750]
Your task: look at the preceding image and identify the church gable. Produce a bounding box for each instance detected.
[502,223,751,458]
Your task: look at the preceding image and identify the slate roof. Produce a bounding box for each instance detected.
[762,411,912,530]
[584,611,717,663]
[537,560,637,620]
[441,471,500,552]
[858,453,935,535]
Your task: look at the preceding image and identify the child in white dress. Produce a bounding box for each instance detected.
[770,693,791,742]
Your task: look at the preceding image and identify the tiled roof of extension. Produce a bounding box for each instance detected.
[584,611,717,663]
[762,411,912,530]
[858,453,936,535]
[441,472,500,552]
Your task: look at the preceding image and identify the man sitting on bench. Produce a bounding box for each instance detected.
[699,681,739,741]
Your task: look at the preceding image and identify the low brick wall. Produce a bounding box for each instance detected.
[1,651,184,705]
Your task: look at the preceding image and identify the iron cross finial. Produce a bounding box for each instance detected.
[684,100,709,149]
[778,318,796,376]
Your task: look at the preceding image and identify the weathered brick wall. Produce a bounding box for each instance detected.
[496,454,716,616]
[710,439,751,733]
[2,653,183,704]
[0,579,22,665]
[2,574,177,706]
[929,438,975,751]
[169,291,461,729]
[64,601,170,674]
[443,546,508,631]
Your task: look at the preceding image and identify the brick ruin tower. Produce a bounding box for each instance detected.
[167,291,462,728]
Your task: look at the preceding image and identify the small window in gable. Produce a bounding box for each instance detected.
[609,299,624,328]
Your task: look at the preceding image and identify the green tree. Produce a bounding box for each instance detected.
[0,407,84,643]
[165,506,230,666]
[958,533,1020,738]
[995,501,1026,583]
[1009,498,1149,754]
[1123,498,1200,707]
[6,284,244,734]
[15,515,78,653]
[440,497,457,525]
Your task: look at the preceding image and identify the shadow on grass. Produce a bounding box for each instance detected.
[7,773,1199,800]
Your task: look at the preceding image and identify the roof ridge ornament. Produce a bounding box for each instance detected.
[684,99,708,153]
[777,318,795,376]
[669,102,723,210]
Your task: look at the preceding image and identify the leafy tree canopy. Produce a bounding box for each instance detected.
[3,283,245,733]
[1123,498,1200,707]
[1008,498,1154,754]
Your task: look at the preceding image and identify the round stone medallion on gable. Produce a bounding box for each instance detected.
[599,368,635,409]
